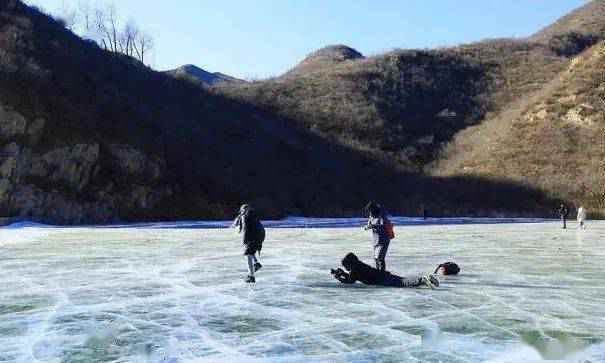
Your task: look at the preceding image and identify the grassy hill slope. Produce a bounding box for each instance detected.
[217,41,580,177]
[433,41,605,215]
[165,64,243,86]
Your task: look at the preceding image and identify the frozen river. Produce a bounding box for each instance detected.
[1,220,604,362]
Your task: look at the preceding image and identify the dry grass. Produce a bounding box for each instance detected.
[434,42,605,215]
[218,43,559,171]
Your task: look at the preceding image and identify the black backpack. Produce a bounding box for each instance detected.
[246,211,265,251]
[256,221,265,252]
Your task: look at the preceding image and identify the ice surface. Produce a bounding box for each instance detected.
[1,221,604,362]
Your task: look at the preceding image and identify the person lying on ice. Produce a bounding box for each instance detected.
[331,253,439,289]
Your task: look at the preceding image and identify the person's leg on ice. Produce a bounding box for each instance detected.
[245,254,256,283]
[253,253,262,272]
[381,272,439,289]
[374,241,390,272]
[244,241,258,283]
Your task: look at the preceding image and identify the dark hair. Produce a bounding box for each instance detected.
[342,252,359,269]
[435,262,460,275]
[365,201,381,217]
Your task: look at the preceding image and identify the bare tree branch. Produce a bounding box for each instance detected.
[133,32,153,64]
[120,20,139,57]
[78,0,92,34]
[58,0,78,31]
[94,8,111,51]
[57,1,155,64]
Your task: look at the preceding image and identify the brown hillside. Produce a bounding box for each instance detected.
[218,48,493,170]
[285,45,364,77]
[434,42,605,214]
[531,0,605,42]
[217,39,573,171]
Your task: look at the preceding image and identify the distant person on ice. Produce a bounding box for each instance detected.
[363,201,394,271]
[577,205,587,229]
[232,204,265,283]
[331,253,439,289]
[558,203,569,229]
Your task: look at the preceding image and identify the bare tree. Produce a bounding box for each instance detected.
[77,0,93,36]
[58,0,78,31]
[93,3,121,53]
[94,7,109,50]
[104,3,120,53]
[133,32,153,64]
[120,20,140,57]
[56,1,155,65]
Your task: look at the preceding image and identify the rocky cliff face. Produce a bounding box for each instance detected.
[0,103,172,224]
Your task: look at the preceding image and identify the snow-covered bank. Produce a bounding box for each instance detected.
[2,216,553,230]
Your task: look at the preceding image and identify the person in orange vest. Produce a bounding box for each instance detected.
[363,201,393,272]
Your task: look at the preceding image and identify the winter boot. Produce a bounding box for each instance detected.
[254,262,263,272]
[245,275,256,283]
[420,274,440,289]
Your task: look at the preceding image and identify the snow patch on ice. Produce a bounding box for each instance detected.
[0,225,52,246]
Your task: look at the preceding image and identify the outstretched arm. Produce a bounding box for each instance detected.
[364,218,376,230]
[232,215,243,232]
[332,268,356,284]
[365,217,385,230]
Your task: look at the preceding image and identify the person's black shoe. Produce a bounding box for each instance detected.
[245,275,255,283]
[254,262,263,272]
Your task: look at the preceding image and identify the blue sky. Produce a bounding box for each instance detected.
[26,0,587,79]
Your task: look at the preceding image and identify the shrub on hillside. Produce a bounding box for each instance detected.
[548,31,599,57]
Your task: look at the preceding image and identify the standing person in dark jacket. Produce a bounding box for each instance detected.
[331,253,439,288]
[364,201,392,271]
[232,204,265,283]
[558,203,569,229]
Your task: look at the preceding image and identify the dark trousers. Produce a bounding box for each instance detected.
[561,216,567,229]
[373,241,390,271]
[381,272,423,288]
